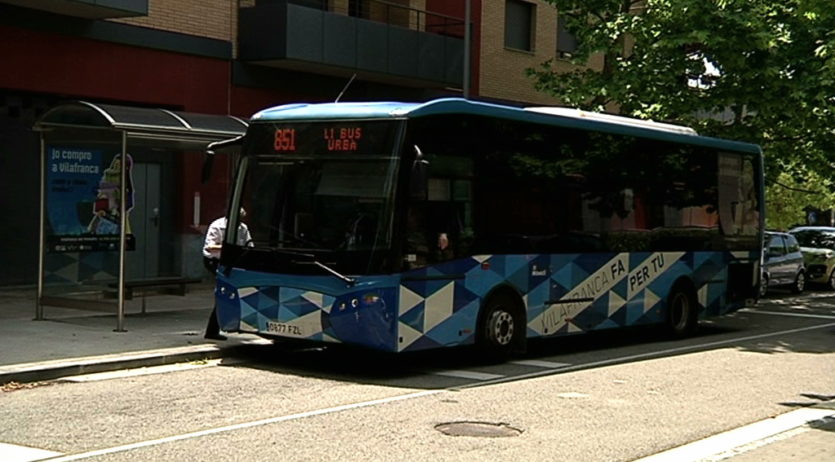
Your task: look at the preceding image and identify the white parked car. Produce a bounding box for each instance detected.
[788,226,835,290]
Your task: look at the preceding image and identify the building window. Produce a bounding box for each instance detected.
[556,14,578,58]
[505,0,535,52]
[348,0,364,17]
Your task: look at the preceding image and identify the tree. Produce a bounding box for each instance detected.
[767,165,835,230]
[528,0,835,227]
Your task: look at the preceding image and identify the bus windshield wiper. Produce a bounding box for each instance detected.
[241,244,356,286]
[310,260,357,287]
[281,250,357,287]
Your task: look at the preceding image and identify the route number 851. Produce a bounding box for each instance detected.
[274,128,296,152]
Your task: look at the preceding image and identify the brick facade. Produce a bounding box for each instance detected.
[105,0,601,106]
[111,0,588,106]
[478,0,599,105]
[110,0,235,43]
[111,1,430,58]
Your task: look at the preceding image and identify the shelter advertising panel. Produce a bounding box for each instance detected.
[46,146,135,252]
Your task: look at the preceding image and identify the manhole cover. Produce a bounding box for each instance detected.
[435,421,523,438]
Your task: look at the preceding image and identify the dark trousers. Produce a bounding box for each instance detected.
[205,306,221,338]
[203,257,222,338]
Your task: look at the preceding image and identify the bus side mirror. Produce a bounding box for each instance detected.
[410,145,429,201]
[203,135,244,184]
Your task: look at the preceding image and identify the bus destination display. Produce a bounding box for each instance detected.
[264,122,395,156]
[275,126,363,153]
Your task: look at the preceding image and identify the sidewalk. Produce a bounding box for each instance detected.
[0,284,254,385]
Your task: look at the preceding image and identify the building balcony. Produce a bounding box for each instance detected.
[0,0,147,19]
[238,0,465,89]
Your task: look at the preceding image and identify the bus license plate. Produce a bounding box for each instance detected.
[266,321,303,336]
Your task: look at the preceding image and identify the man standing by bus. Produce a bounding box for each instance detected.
[203,208,252,340]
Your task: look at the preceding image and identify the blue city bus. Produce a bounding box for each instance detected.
[213,98,763,357]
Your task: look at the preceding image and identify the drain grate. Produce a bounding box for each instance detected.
[435,421,523,438]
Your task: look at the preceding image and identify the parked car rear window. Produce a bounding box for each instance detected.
[792,229,835,249]
[786,235,800,253]
[767,235,785,256]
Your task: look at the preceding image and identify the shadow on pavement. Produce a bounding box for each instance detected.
[221,320,774,390]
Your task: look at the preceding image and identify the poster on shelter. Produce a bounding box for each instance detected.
[46,147,135,252]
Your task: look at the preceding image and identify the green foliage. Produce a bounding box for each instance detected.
[530,0,835,225]
[765,162,835,230]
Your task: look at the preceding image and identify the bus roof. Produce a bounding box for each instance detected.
[251,98,761,154]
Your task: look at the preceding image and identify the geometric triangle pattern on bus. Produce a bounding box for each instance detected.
[394,250,732,352]
[217,248,751,353]
[237,286,336,342]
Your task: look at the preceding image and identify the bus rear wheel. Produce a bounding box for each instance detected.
[477,295,522,361]
[667,283,698,338]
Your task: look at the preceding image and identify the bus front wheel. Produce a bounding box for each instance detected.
[477,294,522,361]
[667,282,698,338]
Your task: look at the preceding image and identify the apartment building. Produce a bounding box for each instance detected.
[433,0,589,106]
[480,0,586,105]
[0,0,579,287]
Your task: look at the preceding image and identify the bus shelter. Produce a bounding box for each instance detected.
[34,101,248,331]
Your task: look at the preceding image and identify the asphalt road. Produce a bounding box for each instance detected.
[2,290,834,461]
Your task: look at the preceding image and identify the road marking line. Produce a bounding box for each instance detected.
[457,322,835,389]
[41,389,444,462]
[633,407,835,462]
[0,442,62,462]
[430,369,504,380]
[511,359,571,368]
[741,308,835,320]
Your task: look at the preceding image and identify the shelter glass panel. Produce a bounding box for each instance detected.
[41,128,125,301]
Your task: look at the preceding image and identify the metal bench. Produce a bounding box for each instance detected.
[107,277,203,313]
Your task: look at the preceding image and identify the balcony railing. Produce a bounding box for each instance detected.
[238,0,466,87]
[259,0,466,37]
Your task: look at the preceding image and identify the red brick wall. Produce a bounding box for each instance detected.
[0,26,230,113]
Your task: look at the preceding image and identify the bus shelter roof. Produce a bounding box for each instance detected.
[35,101,248,147]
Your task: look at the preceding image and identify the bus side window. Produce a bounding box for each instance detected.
[405,191,470,267]
[405,206,430,268]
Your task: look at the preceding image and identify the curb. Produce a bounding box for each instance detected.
[634,406,835,462]
[0,344,228,385]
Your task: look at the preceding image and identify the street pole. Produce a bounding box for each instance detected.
[36,136,45,320]
[463,0,471,98]
[116,132,127,332]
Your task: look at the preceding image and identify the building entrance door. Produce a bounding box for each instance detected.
[127,162,161,279]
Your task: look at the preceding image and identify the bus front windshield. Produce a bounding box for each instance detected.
[231,121,401,273]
